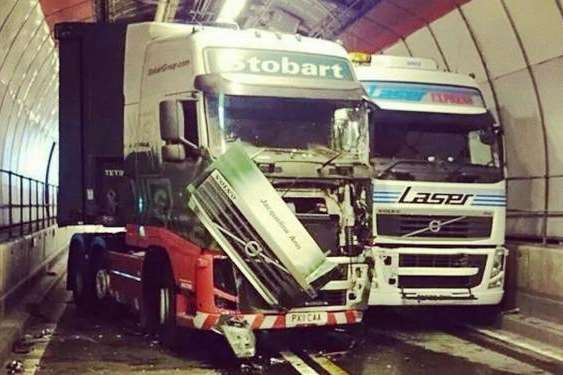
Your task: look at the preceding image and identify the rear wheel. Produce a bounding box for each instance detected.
[69,240,93,311]
[71,259,88,308]
[69,238,109,313]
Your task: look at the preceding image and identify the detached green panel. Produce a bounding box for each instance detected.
[188,144,336,307]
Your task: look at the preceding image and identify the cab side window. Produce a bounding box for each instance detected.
[181,100,198,146]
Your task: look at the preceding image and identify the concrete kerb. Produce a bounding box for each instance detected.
[0,248,68,362]
[0,235,68,319]
[504,242,563,324]
[462,322,563,371]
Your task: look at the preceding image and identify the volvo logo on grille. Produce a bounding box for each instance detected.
[402,215,467,238]
[428,220,442,233]
[244,241,263,257]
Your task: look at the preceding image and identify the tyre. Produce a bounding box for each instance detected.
[142,252,181,350]
[158,274,180,349]
[90,246,111,310]
[69,237,109,313]
[69,239,93,311]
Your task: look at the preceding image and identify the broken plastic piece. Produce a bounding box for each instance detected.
[220,317,256,359]
[5,360,24,374]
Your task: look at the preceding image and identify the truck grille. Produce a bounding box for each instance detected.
[399,254,487,268]
[377,214,492,239]
[398,254,487,289]
[298,215,339,256]
[295,264,349,306]
[298,290,347,307]
[192,173,309,306]
[398,275,483,289]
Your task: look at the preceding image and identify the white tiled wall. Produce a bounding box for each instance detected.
[375,0,563,239]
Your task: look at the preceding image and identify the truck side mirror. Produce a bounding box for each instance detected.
[334,108,360,152]
[162,144,186,162]
[159,100,201,162]
[160,100,184,141]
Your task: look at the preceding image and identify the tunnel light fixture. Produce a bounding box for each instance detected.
[216,0,247,22]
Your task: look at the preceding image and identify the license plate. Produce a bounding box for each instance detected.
[286,311,328,327]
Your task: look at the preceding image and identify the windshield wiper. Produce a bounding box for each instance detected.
[445,163,499,182]
[376,159,437,179]
[317,151,345,173]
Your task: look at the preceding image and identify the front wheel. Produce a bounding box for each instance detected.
[158,282,179,348]
[142,258,181,350]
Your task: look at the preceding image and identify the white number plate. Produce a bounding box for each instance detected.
[286,311,328,327]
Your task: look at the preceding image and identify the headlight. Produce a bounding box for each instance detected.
[490,248,505,278]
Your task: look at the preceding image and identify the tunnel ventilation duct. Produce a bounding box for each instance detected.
[187,144,337,308]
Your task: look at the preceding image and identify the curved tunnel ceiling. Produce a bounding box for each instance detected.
[339,0,563,240]
[0,0,562,241]
[0,0,60,182]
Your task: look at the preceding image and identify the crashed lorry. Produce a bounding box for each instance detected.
[56,22,372,357]
[352,54,507,314]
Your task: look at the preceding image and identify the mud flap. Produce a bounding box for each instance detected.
[187,144,337,308]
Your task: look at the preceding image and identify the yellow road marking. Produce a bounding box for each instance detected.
[280,351,320,375]
[309,354,350,375]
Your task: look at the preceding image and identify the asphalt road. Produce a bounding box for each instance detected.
[2,279,556,375]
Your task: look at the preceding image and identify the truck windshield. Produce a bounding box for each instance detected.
[205,94,367,161]
[371,111,503,183]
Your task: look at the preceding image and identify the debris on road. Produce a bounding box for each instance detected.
[502,308,520,315]
[240,361,265,373]
[269,357,285,365]
[5,360,24,374]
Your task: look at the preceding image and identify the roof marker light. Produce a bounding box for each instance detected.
[349,52,371,65]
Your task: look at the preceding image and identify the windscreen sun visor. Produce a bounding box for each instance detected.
[187,144,338,308]
[371,109,496,130]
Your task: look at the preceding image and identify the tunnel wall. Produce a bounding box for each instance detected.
[0,226,75,318]
[0,0,60,233]
[344,0,563,241]
[506,242,563,324]
[0,0,59,179]
[0,1,73,320]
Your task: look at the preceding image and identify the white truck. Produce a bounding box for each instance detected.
[353,54,507,313]
[57,22,372,357]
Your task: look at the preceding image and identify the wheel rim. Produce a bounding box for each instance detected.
[95,269,109,300]
[159,288,170,325]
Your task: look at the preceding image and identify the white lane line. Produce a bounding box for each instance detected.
[469,326,563,364]
[309,354,350,375]
[370,328,551,375]
[280,351,320,375]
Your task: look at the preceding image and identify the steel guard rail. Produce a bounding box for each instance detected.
[0,169,58,240]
